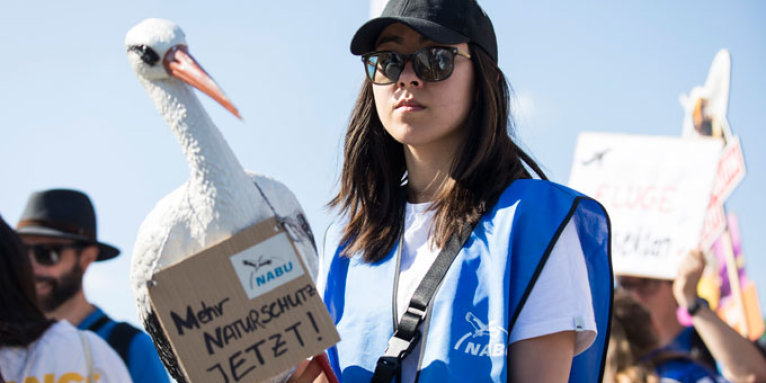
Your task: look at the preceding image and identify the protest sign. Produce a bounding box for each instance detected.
[699,137,746,250]
[678,49,760,337]
[148,217,339,383]
[709,137,745,207]
[569,132,722,279]
[700,203,727,252]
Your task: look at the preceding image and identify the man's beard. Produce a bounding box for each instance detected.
[36,262,84,313]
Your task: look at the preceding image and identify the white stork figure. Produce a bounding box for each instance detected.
[679,49,733,142]
[125,18,319,382]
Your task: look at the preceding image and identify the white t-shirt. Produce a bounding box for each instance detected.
[0,320,133,383]
[396,202,596,382]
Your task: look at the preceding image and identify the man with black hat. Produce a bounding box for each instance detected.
[16,188,169,383]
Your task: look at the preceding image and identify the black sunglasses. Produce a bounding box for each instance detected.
[27,243,82,266]
[362,46,472,85]
[617,277,665,296]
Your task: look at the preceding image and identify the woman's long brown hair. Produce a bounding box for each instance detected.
[0,215,54,346]
[330,44,546,262]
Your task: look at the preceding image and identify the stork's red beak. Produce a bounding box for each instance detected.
[163,45,241,119]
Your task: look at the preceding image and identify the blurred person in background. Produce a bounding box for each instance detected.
[605,289,661,383]
[0,214,132,383]
[15,189,168,383]
[608,289,726,383]
[618,250,766,382]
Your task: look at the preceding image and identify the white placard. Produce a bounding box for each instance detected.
[568,132,723,279]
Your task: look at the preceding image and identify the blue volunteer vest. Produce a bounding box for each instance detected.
[319,179,613,382]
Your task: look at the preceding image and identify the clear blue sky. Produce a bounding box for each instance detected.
[1,1,764,327]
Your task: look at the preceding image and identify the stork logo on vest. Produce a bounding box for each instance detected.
[229,232,304,299]
[453,312,508,357]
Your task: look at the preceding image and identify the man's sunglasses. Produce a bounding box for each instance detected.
[362,46,472,85]
[27,243,82,266]
[617,277,665,296]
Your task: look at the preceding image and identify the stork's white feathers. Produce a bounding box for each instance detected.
[130,172,317,295]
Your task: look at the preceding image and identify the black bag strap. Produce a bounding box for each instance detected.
[86,315,110,332]
[86,312,140,367]
[108,322,141,366]
[371,221,477,383]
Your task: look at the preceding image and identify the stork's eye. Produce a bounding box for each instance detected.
[128,45,160,66]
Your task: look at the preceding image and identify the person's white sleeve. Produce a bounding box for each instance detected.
[85,331,133,383]
[508,218,597,355]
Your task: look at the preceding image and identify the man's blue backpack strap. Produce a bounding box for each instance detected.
[108,322,141,365]
[87,313,140,367]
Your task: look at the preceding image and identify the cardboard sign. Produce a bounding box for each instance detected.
[148,217,339,383]
[568,132,722,279]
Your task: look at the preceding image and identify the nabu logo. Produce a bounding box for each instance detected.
[230,233,304,299]
[243,255,293,289]
[453,312,508,357]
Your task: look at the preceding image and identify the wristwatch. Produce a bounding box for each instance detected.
[686,297,709,317]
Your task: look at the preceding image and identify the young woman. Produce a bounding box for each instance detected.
[0,215,132,383]
[298,0,612,382]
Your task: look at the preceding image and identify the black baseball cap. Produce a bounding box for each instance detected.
[350,0,498,63]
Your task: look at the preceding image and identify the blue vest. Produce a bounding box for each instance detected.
[319,179,612,382]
